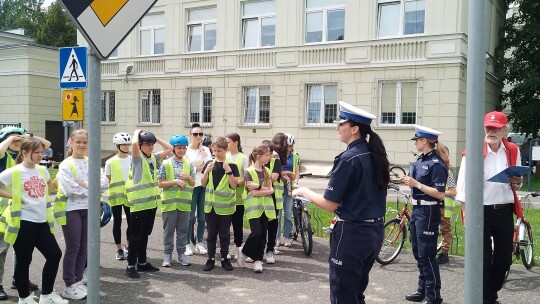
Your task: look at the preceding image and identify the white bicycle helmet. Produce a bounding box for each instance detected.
[113,132,131,145]
[285,133,296,146]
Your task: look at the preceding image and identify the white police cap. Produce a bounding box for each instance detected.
[411,125,442,140]
[336,101,376,125]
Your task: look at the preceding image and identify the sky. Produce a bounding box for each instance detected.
[42,0,55,8]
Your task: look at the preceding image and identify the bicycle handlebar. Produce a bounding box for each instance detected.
[299,173,312,178]
[387,184,412,201]
[293,196,313,203]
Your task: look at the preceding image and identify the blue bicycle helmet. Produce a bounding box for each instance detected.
[0,126,27,142]
[170,135,188,147]
[101,202,112,228]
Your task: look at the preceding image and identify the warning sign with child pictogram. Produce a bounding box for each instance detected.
[62,90,84,121]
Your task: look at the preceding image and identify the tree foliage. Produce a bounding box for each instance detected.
[0,0,76,47]
[498,0,540,137]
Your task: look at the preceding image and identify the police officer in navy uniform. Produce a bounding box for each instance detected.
[293,101,390,304]
[401,125,450,304]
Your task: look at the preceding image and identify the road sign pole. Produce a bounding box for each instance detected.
[87,48,101,304]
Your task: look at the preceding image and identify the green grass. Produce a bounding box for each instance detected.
[523,173,540,191]
[305,202,540,267]
[48,167,58,177]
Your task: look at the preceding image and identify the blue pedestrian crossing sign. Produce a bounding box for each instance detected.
[59,47,87,89]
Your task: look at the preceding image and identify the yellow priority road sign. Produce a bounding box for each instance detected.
[62,90,84,121]
[59,0,158,59]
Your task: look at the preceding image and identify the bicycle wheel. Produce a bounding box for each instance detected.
[290,203,300,241]
[190,221,196,245]
[389,166,406,184]
[299,210,313,256]
[519,221,534,269]
[377,218,406,265]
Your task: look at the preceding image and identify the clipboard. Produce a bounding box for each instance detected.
[487,166,532,183]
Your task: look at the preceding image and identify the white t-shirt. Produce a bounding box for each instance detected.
[186,145,213,187]
[0,164,50,223]
[105,155,132,182]
[226,152,249,177]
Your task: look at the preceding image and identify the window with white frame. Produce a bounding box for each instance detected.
[139,89,161,124]
[379,81,417,125]
[243,86,270,125]
[377,0,424,38]
[306,84,338,125]
[101,91,115,123]
[242,0,275,48]
[188,88,212,124]
[139,13,165,55]
[187,7,217,52]
[305,0,345,43]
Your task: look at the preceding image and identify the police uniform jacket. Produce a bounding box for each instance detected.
[410,150,447,201]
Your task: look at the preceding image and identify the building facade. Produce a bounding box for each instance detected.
[85,0,506,167]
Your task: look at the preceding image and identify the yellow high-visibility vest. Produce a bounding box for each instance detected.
[126,154,160,213]
[243,167,276,220]
[160,158,193,212]
[204,160,236,215]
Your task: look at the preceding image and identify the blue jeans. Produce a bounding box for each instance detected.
[187,186,206,244]
[277,183,293,239]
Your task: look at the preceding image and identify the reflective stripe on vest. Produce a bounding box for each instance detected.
[0,166,54,244]
[0,154,16,214]
[269,158,283,210]
[204,161,236,215]
[230,153,246,206]
[107,157,128,207]
[243,167,276,220]
[53,157,84,225]
[126,154,159,213]
[159,158,193,212]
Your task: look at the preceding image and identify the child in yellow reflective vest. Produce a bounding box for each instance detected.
[237,144,275,273]
[201,137,239,271]
[158,135,195,267]
[0,137,67,304]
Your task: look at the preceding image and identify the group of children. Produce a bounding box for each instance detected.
[0,124,302,303]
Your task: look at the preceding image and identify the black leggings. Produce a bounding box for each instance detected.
[242,214,269,262]
[13,221,62,298]
[112,204,131,245]
[231,205,245,247]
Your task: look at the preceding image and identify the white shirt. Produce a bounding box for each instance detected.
[456,143,521,205]
[186,146,212,187]
[58,157,109,212]
[0,164,50,223]
[105,155,132,182]
[226,152,249,177]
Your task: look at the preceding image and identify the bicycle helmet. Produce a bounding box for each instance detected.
[170,135,188,147]
[113,132,132,145]
[100,202,112,228]
[139,131,156,144]
[0,126,27,142]
[285,133,296,146]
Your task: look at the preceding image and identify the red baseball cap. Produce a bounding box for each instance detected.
[484,111,508,128]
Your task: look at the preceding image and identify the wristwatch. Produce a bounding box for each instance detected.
[257,184,262,190]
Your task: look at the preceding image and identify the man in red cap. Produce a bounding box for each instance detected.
[455,111,523,304]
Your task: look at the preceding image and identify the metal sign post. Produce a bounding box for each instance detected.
[86,48,102,303]
[465,0,486,303]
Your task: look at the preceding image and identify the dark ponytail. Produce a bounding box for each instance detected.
[359,124,390,190]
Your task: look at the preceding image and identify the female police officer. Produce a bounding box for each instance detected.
[293,101,389,304]
[401,125,449,304]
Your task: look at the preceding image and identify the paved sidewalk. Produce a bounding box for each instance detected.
[2,217,539,303]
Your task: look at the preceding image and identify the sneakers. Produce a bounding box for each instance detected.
[39,291,69,304]
[75,282,86,293]
[126,266,140,279]
[123,245,129,254]
[178,254,192,266]
[62,284,87,300]
[253,261,264,273]
[195,243,208,255]
[137,262,159,272]
[283,238,293,247]
[18,293,38,304]
[203,259,215,271]
[116,249,126,260]
[12,279,39,291]
[162,254,172,267]
[274,246,281,255]
[265,251,275,264]
[245,257,254,263]
[227,246,237,260]
[237,251,246,268]
[0,285,7,301]
[436,253,449,265]
[185,244,193,256]
[221,259,234,271]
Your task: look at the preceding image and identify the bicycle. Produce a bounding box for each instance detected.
[289,173,314,256]
[512,192,537,269]
[377,184,413,265]
[389,165,406,184]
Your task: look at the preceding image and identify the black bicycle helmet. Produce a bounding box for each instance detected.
[139,131,156,144]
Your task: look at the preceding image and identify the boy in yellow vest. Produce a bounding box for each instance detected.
[125,130,172,279]
[158,135,195,267]
[201,137,239,271]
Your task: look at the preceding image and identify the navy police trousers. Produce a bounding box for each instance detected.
[329,220,383,304]
[410,204,442,304]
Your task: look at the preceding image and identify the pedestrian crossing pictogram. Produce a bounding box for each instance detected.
[59,46,87,89]
[59,0,158,59]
